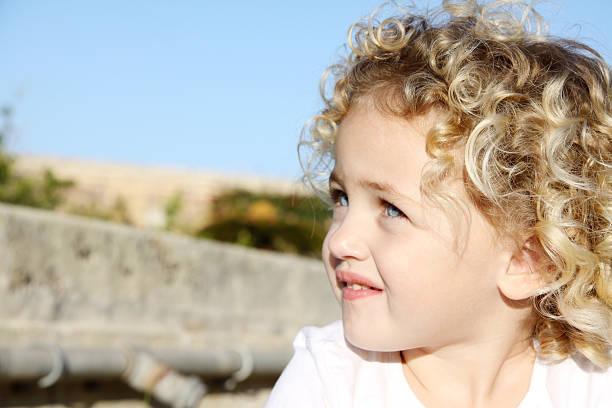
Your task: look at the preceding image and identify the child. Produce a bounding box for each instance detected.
[266,1,612,406]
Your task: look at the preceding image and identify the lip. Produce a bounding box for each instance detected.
[336,270,383,301]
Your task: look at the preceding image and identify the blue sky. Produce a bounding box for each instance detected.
[0,1,611,179]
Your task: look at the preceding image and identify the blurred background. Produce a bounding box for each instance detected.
[0,1,610,407]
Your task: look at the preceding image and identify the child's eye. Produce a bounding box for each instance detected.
[384,202,405,218]
[330,189,349,207]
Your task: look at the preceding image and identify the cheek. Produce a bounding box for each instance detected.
[375,240,459,309]
[375,238,440,285]
[378,240,499,324]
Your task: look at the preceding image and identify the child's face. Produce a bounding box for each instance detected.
[322,103,514,352]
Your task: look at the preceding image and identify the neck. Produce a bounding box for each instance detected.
[401,316,537,408]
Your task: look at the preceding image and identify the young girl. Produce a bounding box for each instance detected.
[266,1,612,406]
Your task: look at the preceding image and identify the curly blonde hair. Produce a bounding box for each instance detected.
[300,0,612,368]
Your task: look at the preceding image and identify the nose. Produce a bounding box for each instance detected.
[325,212,369,262]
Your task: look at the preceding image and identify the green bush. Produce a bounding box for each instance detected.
[68,197,132,225]
[0,106,73,209]
[164,192,183,231]
[198,190,331,258]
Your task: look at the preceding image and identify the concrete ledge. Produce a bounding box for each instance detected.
[0,203,339,352]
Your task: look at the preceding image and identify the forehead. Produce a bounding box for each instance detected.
[333,104,441,195]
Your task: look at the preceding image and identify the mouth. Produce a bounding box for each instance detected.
[336,270,383,300]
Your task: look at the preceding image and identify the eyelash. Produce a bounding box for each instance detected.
[329,188,408,220]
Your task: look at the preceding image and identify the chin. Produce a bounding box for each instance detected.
[344,322,423,353]
[343,322,397,352]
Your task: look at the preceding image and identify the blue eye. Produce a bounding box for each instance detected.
[338,192,349,207]
[330,189,349,207]
[385,203,403,217]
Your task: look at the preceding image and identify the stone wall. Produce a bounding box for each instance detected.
[0,202,340,407]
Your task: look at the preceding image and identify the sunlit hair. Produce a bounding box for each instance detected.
[299,0,612,368]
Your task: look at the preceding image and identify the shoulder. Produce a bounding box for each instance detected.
[297,320,362,363]
[297,319,345,349]
[265,321,402,408]
[265,321,355,408]
[544,355,612,407]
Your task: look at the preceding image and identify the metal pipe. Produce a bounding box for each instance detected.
[0,345,290,381]
[152,348,243,377]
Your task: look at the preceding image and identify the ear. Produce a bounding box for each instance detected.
[497,238,544,301]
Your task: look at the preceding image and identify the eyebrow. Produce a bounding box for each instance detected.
[329,170,420,204]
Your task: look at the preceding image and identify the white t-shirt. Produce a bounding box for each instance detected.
[265,320,612,407]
